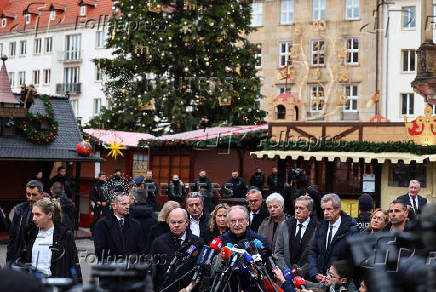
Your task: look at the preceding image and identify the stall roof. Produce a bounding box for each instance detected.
[83,129,155,147]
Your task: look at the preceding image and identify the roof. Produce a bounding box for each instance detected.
[0,0,113,34]
[0,57,18,104]
[0,94,104,161]
[83,129,155,147]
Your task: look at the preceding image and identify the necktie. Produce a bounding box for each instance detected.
[412,197,417,212]
[295,223,303,242]
[119,218,124,229]
[327,225,334,248]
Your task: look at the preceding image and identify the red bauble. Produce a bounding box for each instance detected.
[76,140,92,157]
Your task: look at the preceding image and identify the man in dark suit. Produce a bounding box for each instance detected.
[94,193,146,262]
[221,169,248,198]
[186,192,210,243]
[150,208,203,291]
[246,188,269,233]
[307,193,358,283]
[275,195,318,275]
[396,179,427,219]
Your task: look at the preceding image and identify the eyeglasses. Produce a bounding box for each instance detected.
[229,219,246,225]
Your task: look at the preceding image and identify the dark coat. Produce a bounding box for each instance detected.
[205,226,229,246]
[189,212,210,242]
[267,173,280,193]
[307,211,358,280]
[49,175,75,198]
[7,201,34,263]
[89,180,107,203]
[250,173,265,190]
[53,194,76,231]
[149,221,170,249]
[166,180,185,203]
[129,203,157,254]
[221,177,248,198]
[193,176,212,192]
[249,204,269,233]
[397,193,428,219]
[143,179,159,206]
[150,230,203,291]
[93,212,146,261]
[21,223,82,278]
[355,213,371,232]
[219,227,270,250]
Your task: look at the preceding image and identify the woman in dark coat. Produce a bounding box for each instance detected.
[21,198,81,279]
[205,203,230,244]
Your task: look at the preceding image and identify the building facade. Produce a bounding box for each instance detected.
[0,0,113,124]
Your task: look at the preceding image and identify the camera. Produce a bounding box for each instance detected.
[288,168,304,181]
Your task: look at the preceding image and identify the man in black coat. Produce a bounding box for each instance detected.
[193,169,212,192]
[49,166,75,198]
[89,172,108,233]
[129,188,157,253]
[50,182,76,230]
[7,180,44,264]
[275,195,318,275]
[166,174,185,204]
[150,208,203,291]
[307,193,358,283]
[396,179,427,219]
[94,193,146,261]
[246,188,269,233]
[355,193,373,232]
[250,168,265,191]
[186,192,210,243]
[267,167,280,193]
[221,169,248,198]
[143,170,159,208]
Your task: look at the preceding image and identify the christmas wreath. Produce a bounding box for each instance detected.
[16,95,58,144]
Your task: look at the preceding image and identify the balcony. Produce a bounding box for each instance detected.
[56,83,81,95]
[341,112,359,121]
[56,50,82,63]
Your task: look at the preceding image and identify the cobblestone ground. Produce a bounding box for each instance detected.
[0,238,95,284]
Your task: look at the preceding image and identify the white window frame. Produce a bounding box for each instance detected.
[278,87,291,95]
[280,0,294,25]
[93,98,102,116]
[45,37,53,53]
[402,6,416,29]
[343,84,358,112]
[80,5,86,16]
[345,0,359,20]
[65,34,81,60]
[25,14,30,24]
[402,49,416,73]
[1,18,6,27]
[8,72,14,87]
[18,71,26,86]
[345,38,359,65]
[96,30,106,49]
[34,38,42,54]
[311,40,325,66]
[254,43,262,69]
[70,99,79,117]
[310,85,325,112]
[250,2,263,27]
[95,65,103,81]
[401,93,414,116]
[279,41,292,67]
[19,40,26,56]
[64,67,80,84]
[43,69,51,85]
[50,10,56,21]
[9,42,16,57]
[32,70,40,85]
[312,0,326,21]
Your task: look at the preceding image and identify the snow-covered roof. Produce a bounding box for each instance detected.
[83,129,155,147]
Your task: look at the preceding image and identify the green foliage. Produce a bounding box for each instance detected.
[88,0,266,134]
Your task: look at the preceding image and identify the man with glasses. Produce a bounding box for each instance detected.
[7,180,44,263]
[246,187,269,233]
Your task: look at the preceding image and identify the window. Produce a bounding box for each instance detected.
[0,43,3,55]
[80,5,86,16]
[388,163,426,187]
[274,105,286,119]
[96,65,103,81]
[19,40,26,56]
[432,104,436,114]
[345,38,359,65]
[45,37,53,53]
[65,67,80,84]
[402,6,416,29]
[434,5,436,29]
[70,99,79,116]
[65,34,81,60]
[96,31,106,48]
[311,40,325,66]
[34,38,42,54]
[18,72,26,85]
[250,2,263,27]
[311,85,325,112]
[343,85,358,112]
[25,14,30,24]
[313,0,326,21]
[32,70,40,85]
[9,42,16,57]
[8,72,14,87]
[43,69,51,84]
[279,41,292,67]
[1,18,6,27]
[94,98,101,115]
[402,49,416,72]
[346,0,359,20]
[401,93,414,115]
[254,43,262,68]
[50,10,56,20]
[280,0,294,25]
[278,87,291,94]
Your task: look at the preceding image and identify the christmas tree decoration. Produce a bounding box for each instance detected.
[76,140,92,157]
[105,141,127,160]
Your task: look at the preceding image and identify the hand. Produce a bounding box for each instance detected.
[315,274,326,283]
[272,267,285,284]
[101,202,107,206]
[96,201,101,206]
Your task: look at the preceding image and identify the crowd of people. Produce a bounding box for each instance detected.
[1,166,433,291]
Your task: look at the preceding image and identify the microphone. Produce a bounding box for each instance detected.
[294,276,307,290]
[284,268,293,281]
[192,245,210,281]
[290,264,304,277]
[226,243,234,249]
[254,238,277,270]
[220,246,231,261]
[174,245,199,273]
[204,237,223,266]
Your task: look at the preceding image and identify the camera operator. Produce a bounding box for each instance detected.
[283,168,322,220]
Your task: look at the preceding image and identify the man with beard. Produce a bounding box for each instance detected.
[143,170,159,208]
[167,174,186,204]
[222,169,248,198]
[250,168,265,191]
[7,180,44,263]
[193,169,212,192]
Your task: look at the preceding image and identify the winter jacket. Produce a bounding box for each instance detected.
[49,175,75,198]
[189,212,211,243]
[307,211,358,280]
[249,204,269,233]
[258,213,286,248]
[193,176,212,192]
[7,201,34,263]
[143,179,159,206]
[250,173,265,191]
[89,180,107,203]
[355,213,371,232]
[221,177,248,198]
[129,202,157,253]
[166,180,185,203]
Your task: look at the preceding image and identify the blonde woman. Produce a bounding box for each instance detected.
[206,203,230,243]
[364,208,389,233]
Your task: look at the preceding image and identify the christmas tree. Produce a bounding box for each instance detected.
[88,0,266,134]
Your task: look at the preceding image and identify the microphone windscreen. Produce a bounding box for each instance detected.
[210,237,223,250]
[197,245,210,265]
[226,243,234,249]
[220,247,231,260]
[253,238,265,250]
[294,276,307,288]
[243,252,254,263]
[186,245,199,257]
[284,268,293,281]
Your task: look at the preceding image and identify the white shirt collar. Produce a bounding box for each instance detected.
[250,209,260,215]
[38,226,54,237]
[330,215,341,228]
[298,216,311,228]
[180,232,187,242]
[114,214,124,221]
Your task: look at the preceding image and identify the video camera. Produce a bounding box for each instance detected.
[288,168,305,181]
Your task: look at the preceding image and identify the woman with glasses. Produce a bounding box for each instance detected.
[258,192,286,248]
[20,198,81,278]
